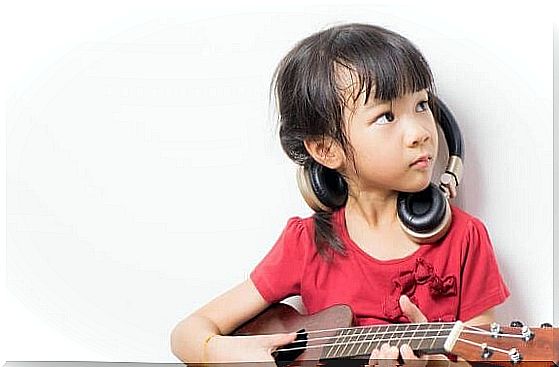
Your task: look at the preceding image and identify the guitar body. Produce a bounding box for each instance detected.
[232,303,353,364]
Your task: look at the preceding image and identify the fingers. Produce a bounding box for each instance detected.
[368,343,401,367]
[267,331,298,348]
[400,344,426,367]
[440,180,457,200]
[449,184,457,199]
[261,332,299,360]
[368,341,445,367]
[399,344,418,360]
[399,295,428,323]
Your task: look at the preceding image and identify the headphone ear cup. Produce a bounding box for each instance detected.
[296,162,347,212]
[397,183,452,243]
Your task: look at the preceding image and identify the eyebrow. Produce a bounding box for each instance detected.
[362,90,430,110]
[363,98,390,110]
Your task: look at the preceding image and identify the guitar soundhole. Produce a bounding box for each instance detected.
[272,329,308,367]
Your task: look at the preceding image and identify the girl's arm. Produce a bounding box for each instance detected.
[170,278,296,363]
[464,307,495,326]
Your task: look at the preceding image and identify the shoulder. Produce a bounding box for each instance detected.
[440,205,496,261]
[282,215,314,241]
[447,205,489,239]
[448,204,479,226]
[447,205,498,261]
[268,214,316,256]
[250,215,316,304]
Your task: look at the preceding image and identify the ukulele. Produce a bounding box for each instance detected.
[232,303,558,366]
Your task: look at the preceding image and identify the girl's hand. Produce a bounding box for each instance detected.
[204,331,298,363]
[368,295,450,366]
[369,343,427,367]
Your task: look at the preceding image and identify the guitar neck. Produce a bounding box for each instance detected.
[320,322,461,360]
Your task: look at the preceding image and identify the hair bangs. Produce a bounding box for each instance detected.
[333,25,434,106]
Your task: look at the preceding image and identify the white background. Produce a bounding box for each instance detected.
[1,0,556,363]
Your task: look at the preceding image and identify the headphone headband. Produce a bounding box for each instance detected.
[431,95,464,190]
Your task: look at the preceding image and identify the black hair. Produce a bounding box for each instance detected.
[270,23,435,258]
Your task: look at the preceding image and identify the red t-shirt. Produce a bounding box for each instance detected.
[250,205,510,325]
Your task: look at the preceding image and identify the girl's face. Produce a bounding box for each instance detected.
[341,87,439,195]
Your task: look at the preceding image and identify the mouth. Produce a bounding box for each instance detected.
[410,154,433,167]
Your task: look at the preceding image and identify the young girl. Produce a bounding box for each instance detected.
[170,23,510,365]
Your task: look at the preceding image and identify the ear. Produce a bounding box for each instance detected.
[303,136,345,170]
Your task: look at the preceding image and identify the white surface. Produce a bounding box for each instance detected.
[1,0,556,363]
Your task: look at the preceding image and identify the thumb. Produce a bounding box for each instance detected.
[399,295,427,323]
[268,331,298,348]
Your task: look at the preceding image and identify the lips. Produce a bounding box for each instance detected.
[410,154,432,167]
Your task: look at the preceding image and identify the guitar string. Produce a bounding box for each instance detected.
[466,325,487,332]
[276,324,460,353]
[274,325,510,354]
[284,327,457,344]
[464,324,531,339]
[265,322,455,336]
[248,323,457,356]
[275,334,450,353]
[456,337,512,355]
[271,324,515,340]
[460,329,529,339]
[463,324,528,338]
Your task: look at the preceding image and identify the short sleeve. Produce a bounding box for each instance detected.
[458,217,511,321]
[250,217,310,304]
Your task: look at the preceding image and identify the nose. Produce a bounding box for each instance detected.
[404,118,431,148]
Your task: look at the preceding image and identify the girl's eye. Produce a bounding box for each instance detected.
[374,112,395,125]
[416,100,430,112]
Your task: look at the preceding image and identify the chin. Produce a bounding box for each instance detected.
[401,178,432,193]
[417,180,432,192]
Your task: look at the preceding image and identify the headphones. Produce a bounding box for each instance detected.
[296,95,464,243]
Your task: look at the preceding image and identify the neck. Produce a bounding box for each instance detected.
[320,322,461,360]
[345,193,399,229]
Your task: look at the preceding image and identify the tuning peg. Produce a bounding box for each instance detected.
[508,348,522,364]
[490,322,501,337]
[521,325,534,341]
[509,320,524,327]
[540,322,552,328]
[480,343,492,359]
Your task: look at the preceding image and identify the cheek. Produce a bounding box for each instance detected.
[349,128,400,163]
[352,139,400,172]
[432,125,440,156]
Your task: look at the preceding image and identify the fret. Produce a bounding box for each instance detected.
[368,325,390,353]
[324,328,349,359]
[434,323,452,353]
[392,324,407,348]
[427,323,442,351]
[379,325,398,349]
[425,323,451,354]
[343,327,363,358]
[410,323,432,351]
[323,322,455,360]
[322,332,332,359]
[399,323,417,348]
[335,327,356,359]
[393,324,408,347]
[363,325,382,357]
[353,326,370,357]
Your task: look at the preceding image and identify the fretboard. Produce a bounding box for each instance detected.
[321,322,456,360]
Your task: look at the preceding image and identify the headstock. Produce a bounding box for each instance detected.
[449,321,557,366]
